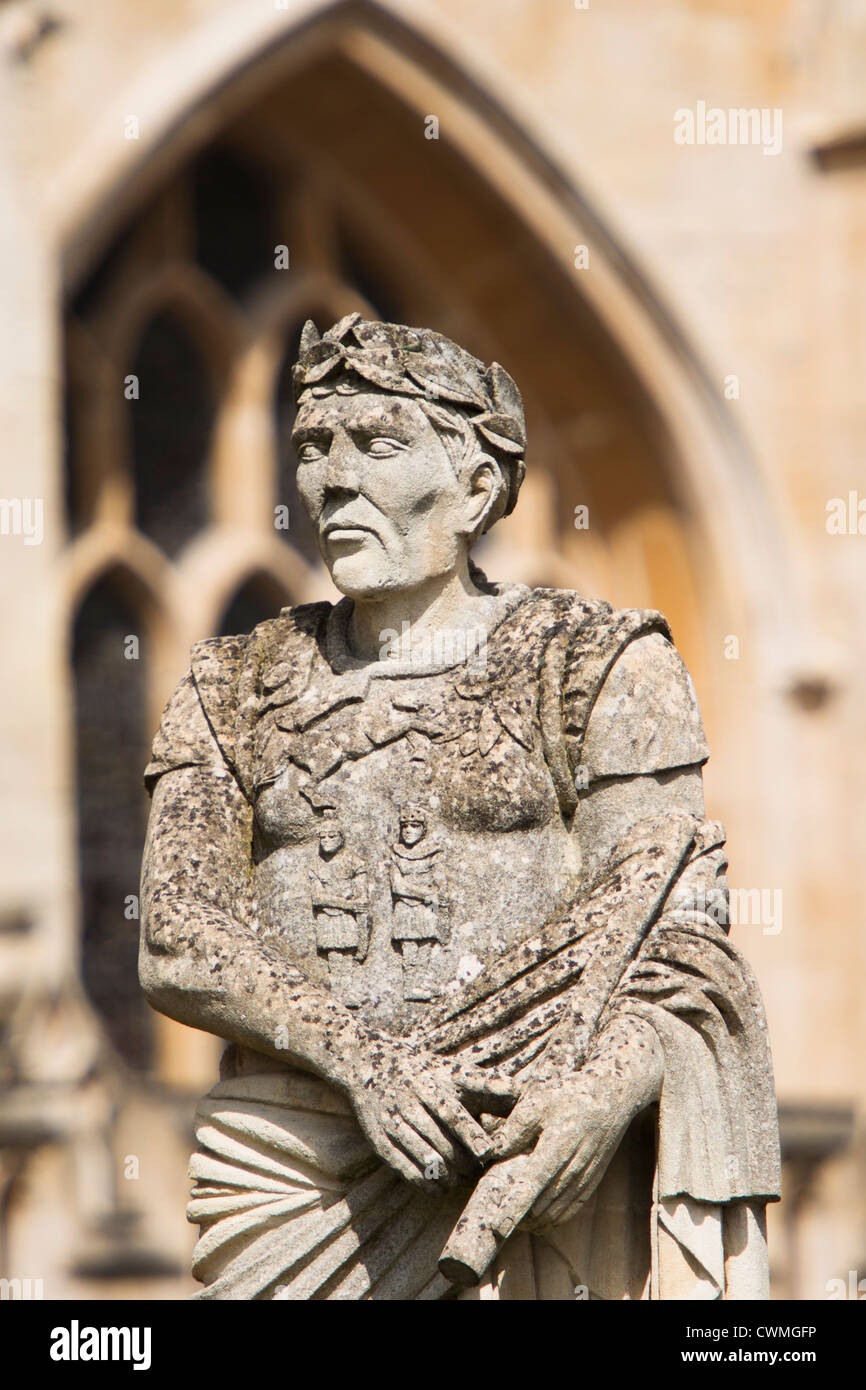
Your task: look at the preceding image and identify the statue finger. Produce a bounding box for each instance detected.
[451,1072,519,1115]
[532,1144,607,1224]
[450,1061,520,1103]
[415,1080,495,1161]
[481,1132,574,1231]
[359,1110,428,1188]
[398,1096,469,1179]
[384,1111,451,1182]
[535,1184,590,1227]
[487,1092,544,1160]
[530,1152,585,1218]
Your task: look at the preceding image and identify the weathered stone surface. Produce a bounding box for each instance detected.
[140,315,780,1299]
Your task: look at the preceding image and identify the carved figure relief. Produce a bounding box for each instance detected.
[309,810,369,1007]
[389,803,449,1001]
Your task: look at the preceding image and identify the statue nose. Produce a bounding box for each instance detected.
[325,433,361,494]
[325,468,361,496]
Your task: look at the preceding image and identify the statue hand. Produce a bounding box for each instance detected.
[484,1073,629,1226]
[486,1016,663,1226]
[349,1039,518,1191]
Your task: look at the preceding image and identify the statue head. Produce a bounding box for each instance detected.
[290,313,525,600]
[318,811,345,856]
[398,802,428,847]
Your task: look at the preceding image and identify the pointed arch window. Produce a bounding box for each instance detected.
[336,218,404,325]
[129,312,214,557]
[217,573,291,637]
[193,146,276,301]
[72,571,154,1070]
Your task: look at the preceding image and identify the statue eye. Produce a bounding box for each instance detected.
[297,441,326,463]
[366,436,405,458]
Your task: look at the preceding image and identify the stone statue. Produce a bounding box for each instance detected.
[140,313,780,1300]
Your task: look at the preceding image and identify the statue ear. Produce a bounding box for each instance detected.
[300,319,321,353]
[466,453,505,536]
[470,452,497,486]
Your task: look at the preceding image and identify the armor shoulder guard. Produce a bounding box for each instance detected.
[535,596,671,815]
[144,670,225,793]
[189,602,332,796]
[188,632,249,779]
[580,629,709,780]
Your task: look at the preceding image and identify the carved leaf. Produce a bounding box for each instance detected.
[299,319,321,353]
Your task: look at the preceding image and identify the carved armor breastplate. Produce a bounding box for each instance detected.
[246,590,576,1028]
[172,584,675,1033]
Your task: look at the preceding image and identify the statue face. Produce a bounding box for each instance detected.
[319,825,344,854]
[400,819,426,846]
[292,390,480,599]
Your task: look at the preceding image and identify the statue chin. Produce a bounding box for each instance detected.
[322,542,379,592]
[326,545,417,602]
[327,561,398,600]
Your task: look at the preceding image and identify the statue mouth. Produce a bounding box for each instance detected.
[323,520,379,545]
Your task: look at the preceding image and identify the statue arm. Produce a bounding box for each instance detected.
[139,761,368,1094]
[488,767,703,1148]
[348,864,369,907]
[455,644,712,1236]
[498,766,703,1220]
[312,887,361,911]
[439,642,718,1279]
[506,642,779,1226]
[557,625,712,1099]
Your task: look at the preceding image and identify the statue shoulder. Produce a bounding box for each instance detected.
[501,589,676,815]
[191,601,331,684]
[509,586,667,657]
[246,600,332,671]
[190,601,330,704]
[144,670,222,792]
[514,587,674,722]
[180,602,332,789]
[506,585,612,639]
[581,623,709,778]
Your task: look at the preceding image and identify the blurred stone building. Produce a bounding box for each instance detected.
[0,0,864,1299]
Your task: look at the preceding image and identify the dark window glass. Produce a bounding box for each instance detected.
[72,575,152,1070]
[193,147,274,299]
[63,373,82,537]
[217,574,290,636]
[129,313,213,556]
[336,219,403,324]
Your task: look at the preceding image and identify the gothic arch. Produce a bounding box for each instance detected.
[186,535,313,640]
[215,569,295,639]
[51,0,803,682]
[62,533,169,646]
[70,564,160,1067]
[90,262,245,379]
